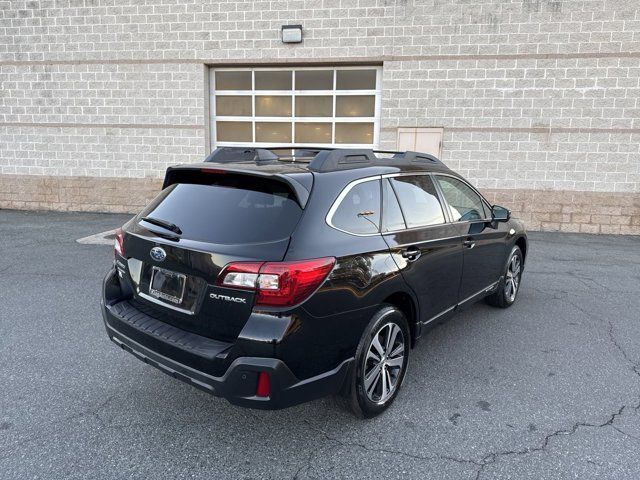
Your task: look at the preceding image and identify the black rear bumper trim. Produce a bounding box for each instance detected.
[104,319,353,410]
[106,299,232,360]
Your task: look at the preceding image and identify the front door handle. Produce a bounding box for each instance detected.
[463,237,476,249]
[401,246,421,262]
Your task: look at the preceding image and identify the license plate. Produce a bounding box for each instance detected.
[149,267,186,305]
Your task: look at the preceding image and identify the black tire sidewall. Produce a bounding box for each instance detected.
[351,305,410,417]
[502,246,523,306]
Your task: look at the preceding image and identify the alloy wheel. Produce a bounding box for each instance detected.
[363,322,405,404]
[504,253,521,302]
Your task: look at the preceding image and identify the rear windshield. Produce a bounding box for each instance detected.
[139,174,303,244]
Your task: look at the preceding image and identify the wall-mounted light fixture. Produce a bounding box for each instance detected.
[281,25,303,44]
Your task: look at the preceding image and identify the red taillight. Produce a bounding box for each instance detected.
[256,371,270,398]
[256,258,335,307]
[215,262,262,290]
[216,257,335,308]
[114,228,125,258]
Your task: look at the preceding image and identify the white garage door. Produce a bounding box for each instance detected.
[210,66,382,149]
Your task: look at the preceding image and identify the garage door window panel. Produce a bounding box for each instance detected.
[215,96,252,117]
[256,96,292,117]
[295,123,332,143]
[255,71,292,90]
[256,122,292,143]
[215,71,252,91]
[216,121,253,142]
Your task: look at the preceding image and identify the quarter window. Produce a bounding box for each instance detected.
[435,176,488,221]
[388,176,445,228]
[331,180,381,235]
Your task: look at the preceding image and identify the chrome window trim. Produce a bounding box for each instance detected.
[430,172,454,224]
[391,234,462,248]
[432,172,494,223]
[327,171,496,237]
[383,173,449,230]
[325,175,382,237]
[382,222,457,236]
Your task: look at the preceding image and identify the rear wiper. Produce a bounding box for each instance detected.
[140,216,182,235]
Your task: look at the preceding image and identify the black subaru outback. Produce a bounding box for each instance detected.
[101,147,527,417]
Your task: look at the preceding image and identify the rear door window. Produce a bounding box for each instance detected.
[331,179,381,235]
[140,175,303,244]
[388,175,445,228]
[435,175,488,222]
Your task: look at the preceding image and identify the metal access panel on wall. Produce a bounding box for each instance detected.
[397,127,443,157]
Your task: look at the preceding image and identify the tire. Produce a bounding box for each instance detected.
[485,245,523,308]
[339,305,410,418]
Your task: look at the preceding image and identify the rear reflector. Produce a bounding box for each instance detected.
[216,257,335,308]
[256,371,270,398]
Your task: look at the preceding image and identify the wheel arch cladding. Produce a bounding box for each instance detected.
[382,292,418,348]
[515,236,527,265]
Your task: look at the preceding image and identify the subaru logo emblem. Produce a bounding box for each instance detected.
[150,246,166,262]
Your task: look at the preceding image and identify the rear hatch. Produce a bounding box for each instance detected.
[120,168,309,342]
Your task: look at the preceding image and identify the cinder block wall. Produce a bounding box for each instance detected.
[1,0,639,233]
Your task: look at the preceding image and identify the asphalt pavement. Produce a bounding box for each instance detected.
[1,209,639,479]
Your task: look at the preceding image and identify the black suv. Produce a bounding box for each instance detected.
[101,147,527,417]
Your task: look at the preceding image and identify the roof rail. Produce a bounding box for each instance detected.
[204,147,279,163]
[307,149,443,172]
[307,149,376,172]
[391,151,442,164]
[203,146,445,172]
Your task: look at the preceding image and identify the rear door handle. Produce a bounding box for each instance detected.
[401,246,421,262]
[463,238,476,249]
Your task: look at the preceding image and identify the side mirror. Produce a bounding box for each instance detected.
[492,205,511,222]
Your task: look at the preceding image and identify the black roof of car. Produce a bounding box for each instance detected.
[163,147,455,208]
[202,146,453,174]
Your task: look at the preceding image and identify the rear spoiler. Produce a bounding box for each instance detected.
[162,164,312,208]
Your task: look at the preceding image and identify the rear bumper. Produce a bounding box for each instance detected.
[101,269,353,410]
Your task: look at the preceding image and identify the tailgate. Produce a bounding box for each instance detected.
[118,171,306,341]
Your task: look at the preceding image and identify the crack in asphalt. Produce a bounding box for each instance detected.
[4,213,640,479]
[293,287,640,480]
[302,420,482,468]
[608,319,640,379]
[473,405,633,480]
[0,393,120,461]
[298,402,639,480]
[0,264,14,274]
[472,286,640,479]
[612,425,640,443]
[563,296,640,381]
[292,439,326,480]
